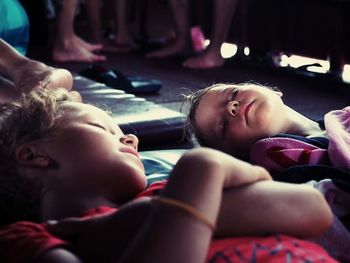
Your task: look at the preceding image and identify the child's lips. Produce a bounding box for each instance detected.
[121,147,140,159]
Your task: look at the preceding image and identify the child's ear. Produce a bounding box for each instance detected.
[15,144,51,167]
[275,90,283,97]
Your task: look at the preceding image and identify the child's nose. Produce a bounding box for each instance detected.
[120,134,139,151]
[226,100,239,117]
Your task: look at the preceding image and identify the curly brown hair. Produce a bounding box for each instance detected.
[0,88,73,226]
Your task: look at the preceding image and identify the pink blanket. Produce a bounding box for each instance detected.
[249,106,350,262]
[250,106,350,173]
[325,106,350,170]
[250,137,329,173]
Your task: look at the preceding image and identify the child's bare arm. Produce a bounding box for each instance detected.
[216,181,333,238]
[47,148,332,263]
[164,148,332,239]
[48,148,256,263]
[119,148,270,263]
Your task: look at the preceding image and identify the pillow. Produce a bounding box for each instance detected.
[140,149,187,184]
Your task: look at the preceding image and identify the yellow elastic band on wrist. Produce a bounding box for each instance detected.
[152,196,215,231]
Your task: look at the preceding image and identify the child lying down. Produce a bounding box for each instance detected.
[0,88,336,262]
[184,82,350,261]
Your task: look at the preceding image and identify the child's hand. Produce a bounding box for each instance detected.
[181,148,271,189]
[47,214,123,263]
[215,150,272,188]
[47,198,151,263]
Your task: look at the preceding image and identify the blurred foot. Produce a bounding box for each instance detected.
[102,39,138,53]
[12,59,74,92]
[107,32,139,53]
[182,50,224,69]
[52,35,106,63]
[52,46,106,63]
[146,39,187,58]
[74,35,103,52]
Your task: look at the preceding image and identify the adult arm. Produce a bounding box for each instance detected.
[0,38,74,100]
[0,38,27,79]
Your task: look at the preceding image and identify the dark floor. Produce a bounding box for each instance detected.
[24,0,350,122]
[52,51,349,122]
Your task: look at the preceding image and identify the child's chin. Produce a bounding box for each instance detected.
[132,173,148,191]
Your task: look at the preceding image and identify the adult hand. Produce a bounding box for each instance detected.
[12,59,73,92]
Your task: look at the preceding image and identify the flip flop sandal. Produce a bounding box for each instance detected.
[79,65,162,94]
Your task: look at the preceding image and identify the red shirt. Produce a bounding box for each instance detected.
[0,181,338,263]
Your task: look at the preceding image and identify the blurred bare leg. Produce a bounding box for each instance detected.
[85,0,103,44]
[112,0,137,52]
[146,0,190,58]
[52,0,106,63]
[183,0,238,69]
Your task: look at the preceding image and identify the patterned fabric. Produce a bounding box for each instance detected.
[136,179,167,197]
[208,235,337,263]
[249,106,350,262]
[0,221,69,263]
[250,136,330,174]
[325,106,350,171]
[250,106,350,174]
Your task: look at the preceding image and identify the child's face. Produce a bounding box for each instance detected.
[42,102,147,202]
[195,84,288,158]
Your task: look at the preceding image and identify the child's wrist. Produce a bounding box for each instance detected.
[152,196,216,231]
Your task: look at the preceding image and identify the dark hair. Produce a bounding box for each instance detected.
[0,88,72,226]
[181,85,217,146]
[182,83,281,147]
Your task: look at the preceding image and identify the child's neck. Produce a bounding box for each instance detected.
[41,189,117,221]
[284,106,323,137]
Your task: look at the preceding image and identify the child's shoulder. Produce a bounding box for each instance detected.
[275,118,328,148]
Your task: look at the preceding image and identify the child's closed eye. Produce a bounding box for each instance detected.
[88,122,117,136]
[88,122,107,131]
[224,88,239,104]
[230,88,239,101]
